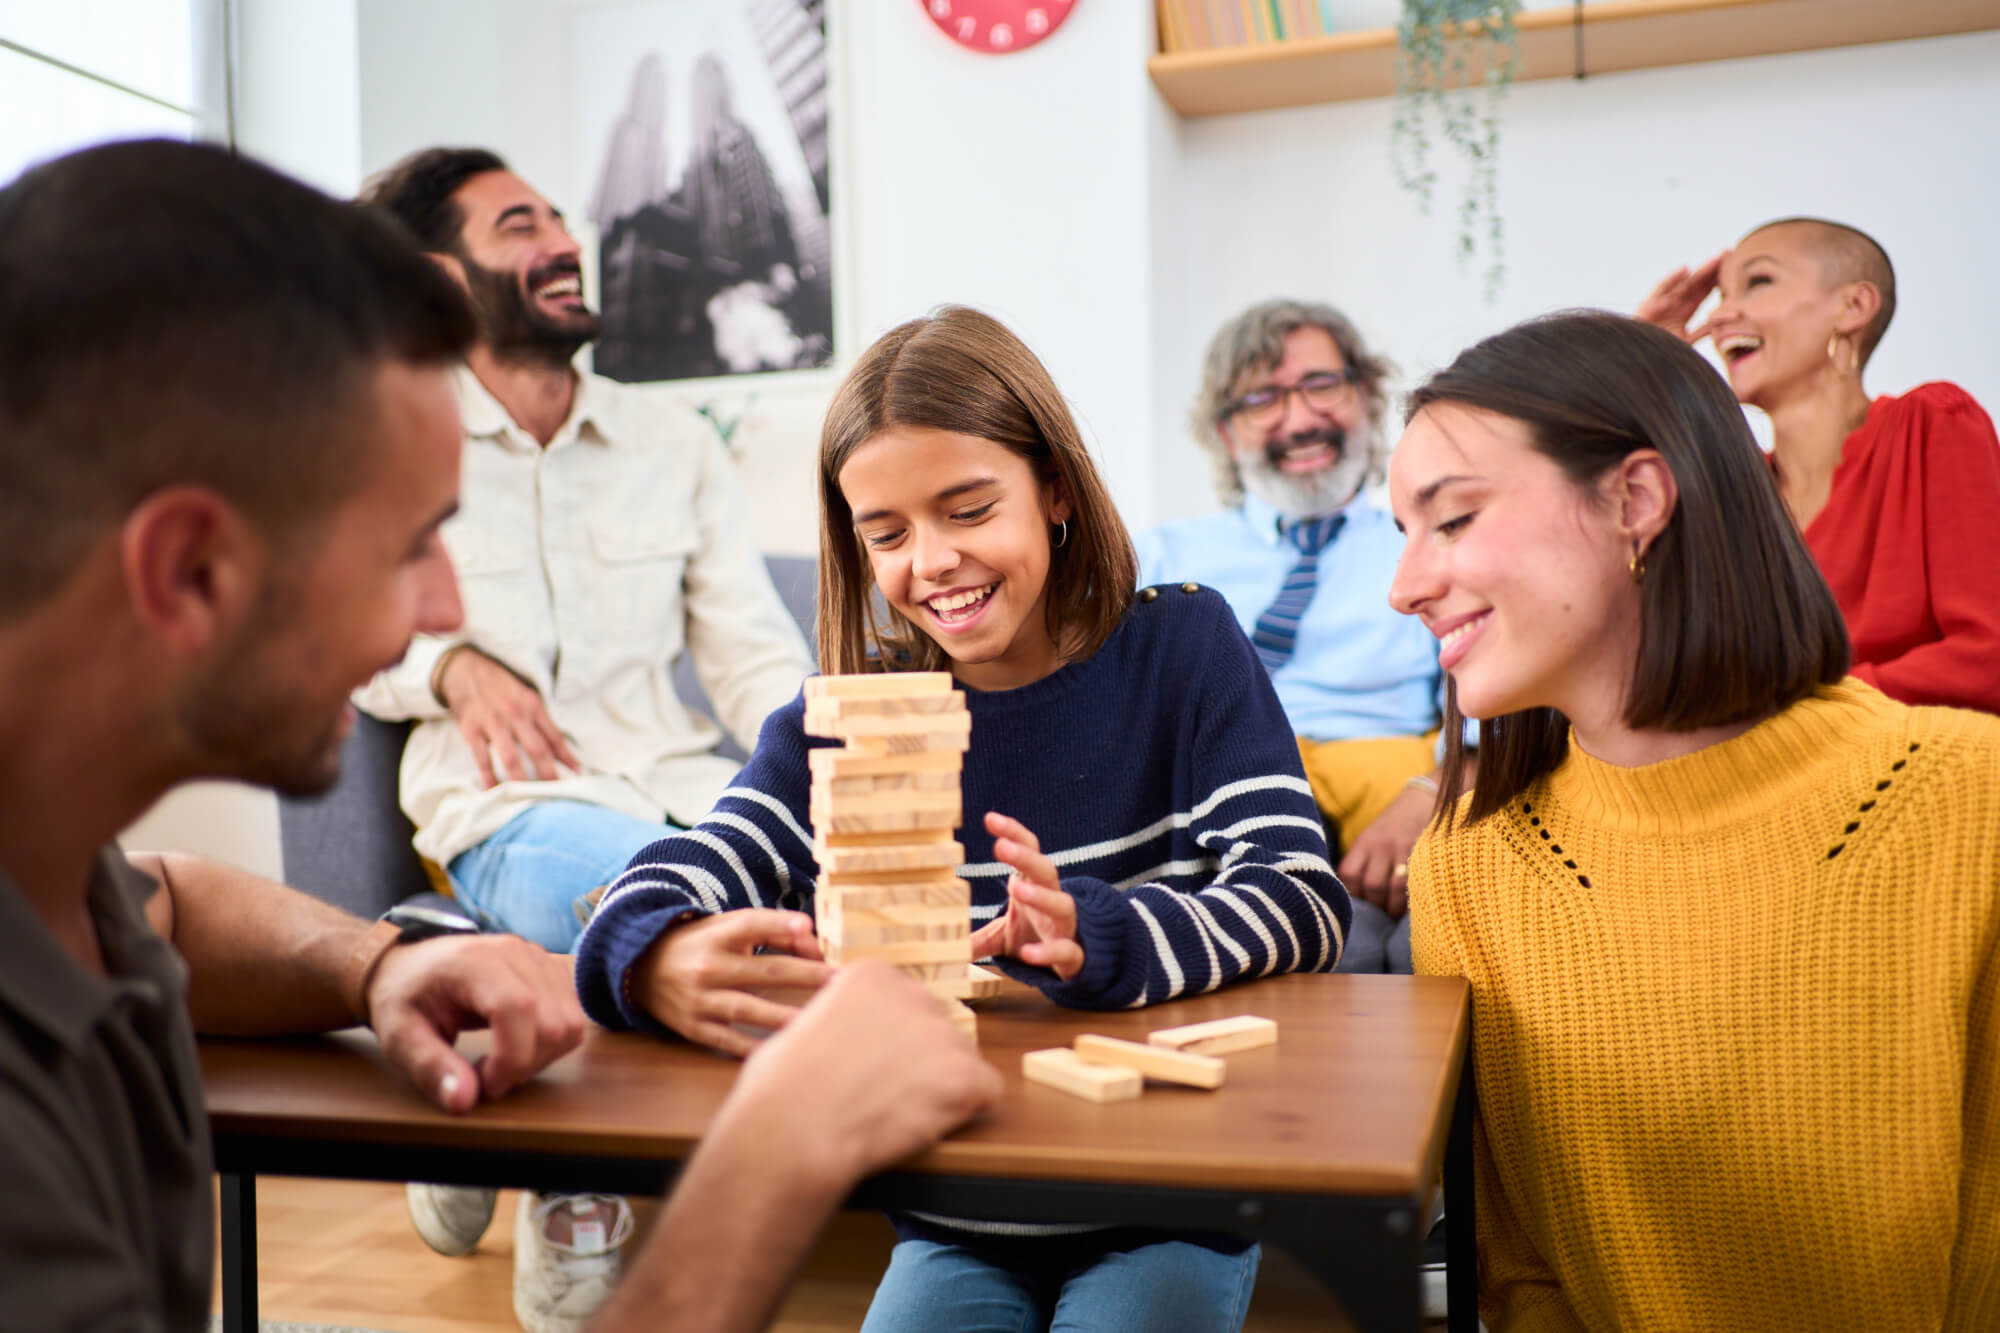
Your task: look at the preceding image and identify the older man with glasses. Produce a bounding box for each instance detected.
[1137,300,1471,976]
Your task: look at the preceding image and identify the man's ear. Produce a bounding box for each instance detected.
[118,487,265,655]
[1613,449,1678,558]
[427,249,470,294]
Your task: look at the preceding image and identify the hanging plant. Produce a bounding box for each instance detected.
[1391,0,1522,300]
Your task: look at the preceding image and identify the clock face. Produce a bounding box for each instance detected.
[919,0,1077,55]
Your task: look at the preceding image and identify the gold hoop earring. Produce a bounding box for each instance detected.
[1053,519,1069,549]
[1827,334,1857,376]
[1629,545,1646,584]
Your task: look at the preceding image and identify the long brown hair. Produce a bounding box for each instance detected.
[816,306,1137,676]
[1410,312,1850,827]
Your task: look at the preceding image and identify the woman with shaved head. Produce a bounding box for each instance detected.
[1640,219,2000,715]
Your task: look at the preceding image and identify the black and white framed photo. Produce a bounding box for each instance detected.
[574,0,831,384]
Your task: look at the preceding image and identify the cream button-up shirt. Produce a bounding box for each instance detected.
[354,366,814,867]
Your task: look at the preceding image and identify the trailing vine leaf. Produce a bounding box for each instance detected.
[1391,0,1521,300]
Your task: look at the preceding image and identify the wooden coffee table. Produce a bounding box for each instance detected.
[204,972,1473,1332]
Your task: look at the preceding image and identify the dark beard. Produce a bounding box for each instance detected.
[177,582,347,798]
[460,254,600,369]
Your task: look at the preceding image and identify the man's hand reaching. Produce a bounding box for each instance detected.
[366,933,587,1112]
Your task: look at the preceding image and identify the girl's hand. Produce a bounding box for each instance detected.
[634,909,833,1058]
[968,812,1083,981]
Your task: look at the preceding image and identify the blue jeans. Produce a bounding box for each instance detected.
[1334,899,1412,974]
[859,1236,1259,1333]
[447,801,677,953]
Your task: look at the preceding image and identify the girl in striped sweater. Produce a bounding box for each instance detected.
[575,305,1349,1332]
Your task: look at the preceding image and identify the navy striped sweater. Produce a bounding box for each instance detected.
[575,583,1350,1031]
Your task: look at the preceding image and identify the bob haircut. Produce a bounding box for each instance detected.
[1410,311,1850,827]
[816,306,1137,677]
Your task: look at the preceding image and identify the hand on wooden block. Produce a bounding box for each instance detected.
[1072,1033,1225,1089]
[1022,1047,1143,1102]
[1146,1015,1277,1057]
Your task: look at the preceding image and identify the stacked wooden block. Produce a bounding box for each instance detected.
[803,672,996,1036]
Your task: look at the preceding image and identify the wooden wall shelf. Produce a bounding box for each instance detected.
[1149,0,2000,116]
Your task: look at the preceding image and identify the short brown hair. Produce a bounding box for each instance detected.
[1410,311,1850,827]
[816,306,1137,676]
[0,140,476,622]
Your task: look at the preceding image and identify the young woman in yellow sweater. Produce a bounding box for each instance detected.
[1387,310,1999,1331]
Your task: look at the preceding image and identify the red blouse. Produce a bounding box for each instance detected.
[1798,382,2000,714]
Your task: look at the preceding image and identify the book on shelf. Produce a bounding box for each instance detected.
[1157,0,1342,53]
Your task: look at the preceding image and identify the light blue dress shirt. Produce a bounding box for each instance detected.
[1136,493,1451,744]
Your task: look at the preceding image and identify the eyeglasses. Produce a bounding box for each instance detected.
[1222,370,1360,429]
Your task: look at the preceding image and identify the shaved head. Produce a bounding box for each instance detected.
[1743,217,1897,363]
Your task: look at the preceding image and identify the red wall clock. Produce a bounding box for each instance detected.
[919,0,1077,55]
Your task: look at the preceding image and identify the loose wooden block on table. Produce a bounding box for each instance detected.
[803,672,954,700]
[1073,1033,1226,1089]
[1023,1047,1143,1103]
[1147,1015,1277,1057]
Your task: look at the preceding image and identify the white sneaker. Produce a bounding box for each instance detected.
[512,1191,634,1333]
[406,1182,498,1257]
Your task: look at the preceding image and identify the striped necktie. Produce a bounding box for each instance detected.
[1251,513,1345,674]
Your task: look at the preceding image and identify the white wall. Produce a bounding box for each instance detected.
[231,0,361,195]
[836,1,1161,517]
[1152,29,2000,522]
[129,8,2000,872]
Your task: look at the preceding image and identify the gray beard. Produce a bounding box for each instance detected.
[1237,425,1371,520]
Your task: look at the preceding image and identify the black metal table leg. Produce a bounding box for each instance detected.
[1261,1194,1424,1332]
[219,1172,256,1333]
[1445,1040,1477,1332]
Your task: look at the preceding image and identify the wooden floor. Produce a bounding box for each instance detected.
[214,1177,1380,1332]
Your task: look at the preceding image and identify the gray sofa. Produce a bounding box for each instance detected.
[278,555,817,922]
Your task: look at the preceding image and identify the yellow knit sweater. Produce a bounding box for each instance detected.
[1410,681,2000,1331]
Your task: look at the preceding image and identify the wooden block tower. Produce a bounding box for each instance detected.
[803,672,984,1035]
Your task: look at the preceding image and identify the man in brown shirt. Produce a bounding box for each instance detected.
[0,139,995,1333]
